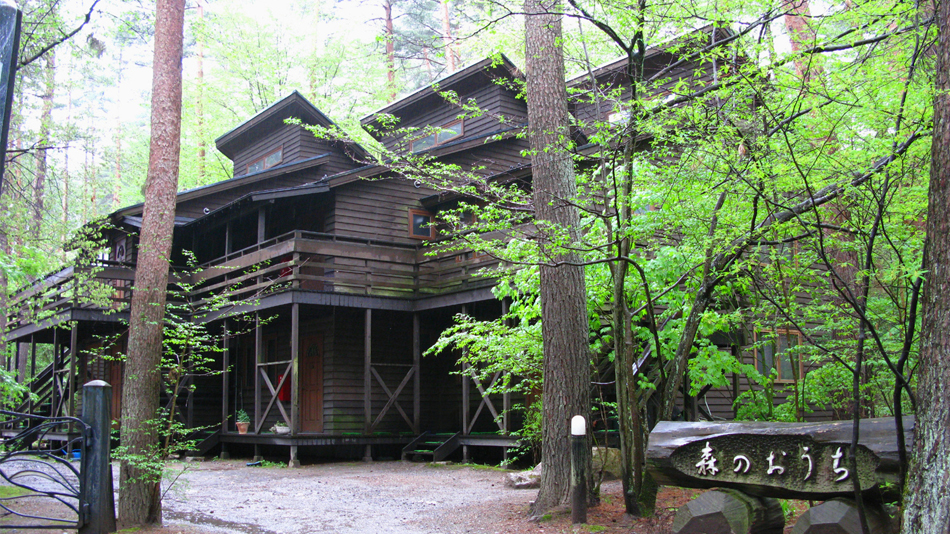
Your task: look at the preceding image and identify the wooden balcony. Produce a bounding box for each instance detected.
[5,260,137,337]
[7,231,500,335]
[188,230,500,304]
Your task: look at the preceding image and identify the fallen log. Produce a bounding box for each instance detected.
[646,417,912,501]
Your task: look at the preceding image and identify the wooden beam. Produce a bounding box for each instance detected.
[502,298,510,435]
[51,328,59,417]
[291,303,300,435]
[254,313,262,434]
[364,308,372,434]
[222,319,230,433]
[413,313,420,434]
[461,305,469,436]
[28,336,36,415]
[257,207,266,243]
[225,220,232,255]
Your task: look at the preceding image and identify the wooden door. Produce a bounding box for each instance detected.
[300,335,323,432]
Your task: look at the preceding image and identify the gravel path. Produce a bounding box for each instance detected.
[158,460,536,534]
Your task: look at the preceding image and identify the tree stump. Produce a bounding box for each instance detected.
[672,489,784,534]
[790,499,894,534]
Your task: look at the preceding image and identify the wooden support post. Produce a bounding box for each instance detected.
[289,444,300,468]
[254,313,262,434]
[412,312,420,434]
[28,336,36,415]
[291,303,300,435]
[225,220,232,255]
[185,348,195,429]
[460,305,470,462]
[51,328,59,417]
[16,342,26,384]
[364,308,372,435]
[253,444,261,462]
[222,319,230,433]
[220,442,230,460]
[257,207,266,243]
[501,299,510,437]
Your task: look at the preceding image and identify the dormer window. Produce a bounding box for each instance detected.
[247,147,283,174]
[410,120,463,153]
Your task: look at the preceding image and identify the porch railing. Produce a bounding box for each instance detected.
[7,230,502,334]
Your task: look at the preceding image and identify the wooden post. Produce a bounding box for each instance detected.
[225,220,232,254]
[51,328,59,417]
[221,319,229,433]
[364,308,372,434]
[69,324,78,419]
[412,312,420,434]
[28,336,36,415]
[254,313,262,434]
[290,303,300,437]
[289,445,299,468]
[79,380,117,534]
[16,342,26,384]
[257,207,266,243]
[363,308,372,462]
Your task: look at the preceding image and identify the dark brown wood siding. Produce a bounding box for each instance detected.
[322,307,416,434]
[328,176,436,243]
[232,124,306,175]
[380,84,525,153]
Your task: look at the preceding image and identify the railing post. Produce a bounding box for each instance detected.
[80,380,116,534]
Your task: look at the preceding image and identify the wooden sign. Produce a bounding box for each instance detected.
[647,417,912,501]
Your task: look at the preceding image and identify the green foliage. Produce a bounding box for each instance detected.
[235,409,250,424]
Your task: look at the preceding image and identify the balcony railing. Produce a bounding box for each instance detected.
[7,231,501,333]
[6,260,136,333]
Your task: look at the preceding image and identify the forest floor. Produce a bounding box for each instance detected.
[0,458,809,533]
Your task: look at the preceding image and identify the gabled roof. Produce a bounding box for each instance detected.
[215,90,366,160]
[566,25,736,89]
[360,54,523,135]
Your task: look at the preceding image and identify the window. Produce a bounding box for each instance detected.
[754,330,804,382]
[409,209,435,239]
[246,147,283,175]
[410,120,463,152]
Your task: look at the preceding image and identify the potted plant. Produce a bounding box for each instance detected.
[271,421,290,435]
[235,409,250,434]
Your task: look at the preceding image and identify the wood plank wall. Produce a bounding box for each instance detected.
[380,84,527,152]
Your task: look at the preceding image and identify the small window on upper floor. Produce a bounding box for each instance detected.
[410,120,464,153]
[247,147,283,175]
[754,329,804,383]
[409,209,436,239]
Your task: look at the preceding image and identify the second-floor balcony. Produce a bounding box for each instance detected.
[6,230,501,337]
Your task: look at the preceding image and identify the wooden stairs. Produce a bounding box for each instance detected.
[401,431,462,462]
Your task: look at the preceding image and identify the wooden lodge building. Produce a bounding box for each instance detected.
[3,28,829,464]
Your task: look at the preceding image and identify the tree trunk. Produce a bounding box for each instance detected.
[441,0,457,72]
[32,53,54,238]
[117,0,184,527]
[384,0,396,101]
[524,0,592,517]
[901,0,950,529]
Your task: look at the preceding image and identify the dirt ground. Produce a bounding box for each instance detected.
[143,459,694,534]
[1,458,808,534]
